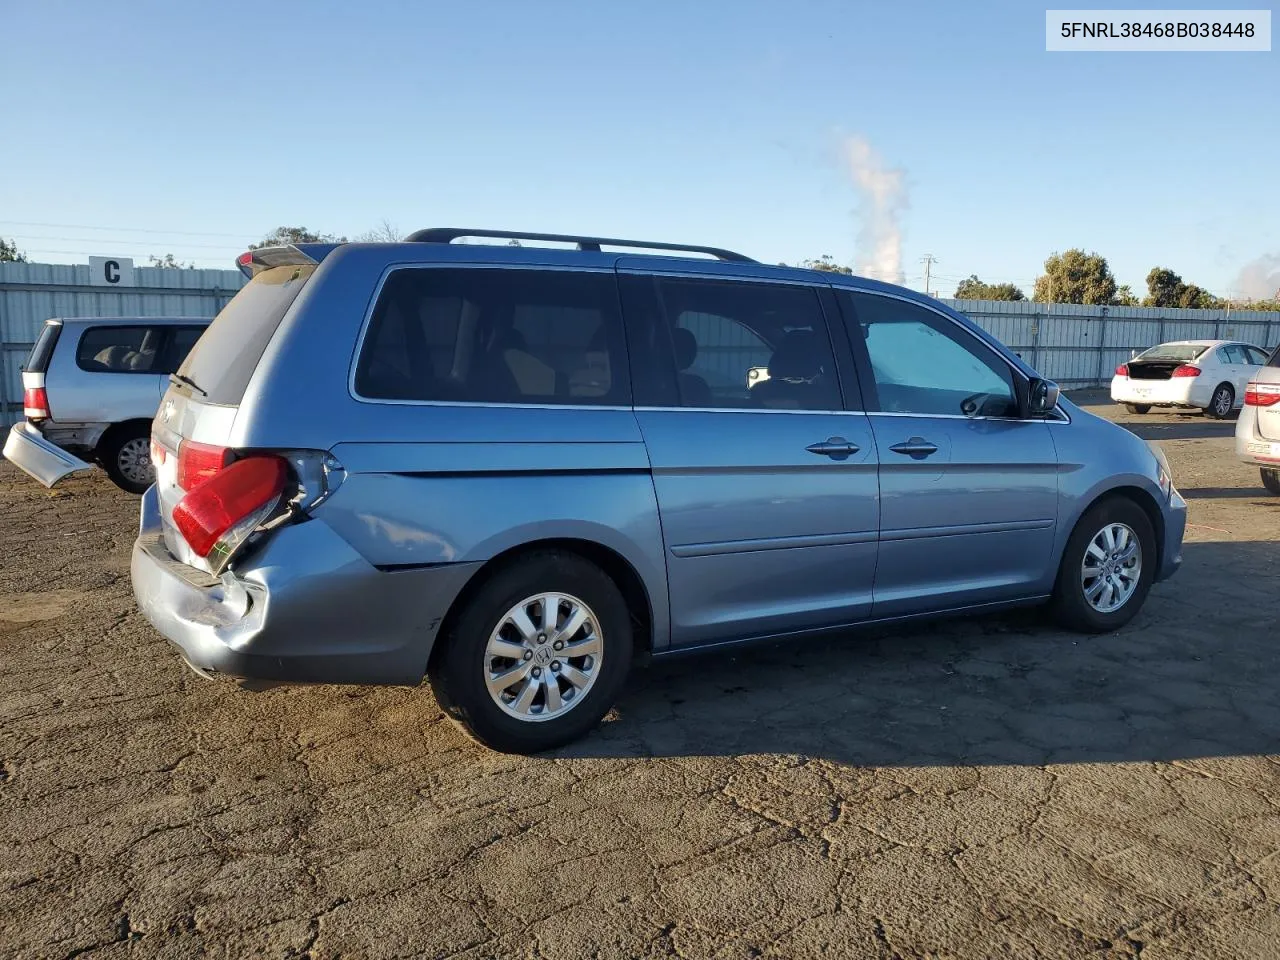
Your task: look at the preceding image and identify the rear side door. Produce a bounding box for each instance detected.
[1219,344,1251,403]
[618,265,879,648]
[52,324,169,422]
[833,289,1059,616]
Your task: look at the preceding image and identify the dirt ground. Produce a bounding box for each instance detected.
[1,393,1278,960]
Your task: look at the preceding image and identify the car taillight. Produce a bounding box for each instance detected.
[1245,383,1280,407]
[177,440,232,491]
[172,456,288,567]
[1115,364,1129,377]
[23,386,50,419]
[1172,365,1201,378]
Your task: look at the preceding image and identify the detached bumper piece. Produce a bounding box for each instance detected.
[2,422,94,487]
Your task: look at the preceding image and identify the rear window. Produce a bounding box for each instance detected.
[1138,343,1208,362]
[76,326,167,373]
[24,322,61,373]
[354,268,629,406]
[1269,345,1280,368]
[177,264,315,404]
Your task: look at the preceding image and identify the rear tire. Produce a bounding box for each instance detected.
[1263,468,1280,496]
[1050,497,1156,634]
[1203,383,1234,419]
[429,551,633,754]
[100,423,154,494]
[1125,403,1151,415]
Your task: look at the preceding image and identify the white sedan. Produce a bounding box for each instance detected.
[1110,339,1270,419]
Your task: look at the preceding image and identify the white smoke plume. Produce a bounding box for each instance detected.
[844,136,907,284]
[1233,253,1280,301]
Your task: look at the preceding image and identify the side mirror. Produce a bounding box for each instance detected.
[746,366,770,388]
[1028,378,1060,416]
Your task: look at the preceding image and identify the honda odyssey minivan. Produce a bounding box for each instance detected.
[131,229,1186,753]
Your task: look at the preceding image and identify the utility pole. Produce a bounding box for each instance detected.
[920,254,937,296]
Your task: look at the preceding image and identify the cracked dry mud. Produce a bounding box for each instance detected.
[1,394,1278,959]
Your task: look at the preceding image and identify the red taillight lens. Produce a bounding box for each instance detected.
[172,456,287,559]
[177,440,232,491]
[1245,384,1280,407]
[1115,364,1129,377]
[23,386,50,419]
[1172,365,1201,378]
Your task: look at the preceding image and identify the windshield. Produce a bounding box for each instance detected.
[1137,343,1208,362]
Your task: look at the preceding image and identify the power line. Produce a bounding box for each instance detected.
[0,219,248,238]
[12,234,244,251]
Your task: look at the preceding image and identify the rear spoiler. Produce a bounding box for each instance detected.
[235,243,337,280]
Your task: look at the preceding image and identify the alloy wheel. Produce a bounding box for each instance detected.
[484,592,603,722]
[1080,522,1142,614]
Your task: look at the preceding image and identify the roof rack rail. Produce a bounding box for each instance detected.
[405,227,756,263]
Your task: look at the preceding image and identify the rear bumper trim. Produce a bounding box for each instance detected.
[2,422,94,487]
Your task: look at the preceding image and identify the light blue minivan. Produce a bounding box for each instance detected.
[131,229,1186,752]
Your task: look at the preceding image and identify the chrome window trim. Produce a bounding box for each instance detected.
[633,405,867,416]
[868,410,1069,424]
[348,262,621,407]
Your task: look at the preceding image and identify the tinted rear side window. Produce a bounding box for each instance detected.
[159,325,208,374]
[25,322,62,373]
[355,268,629,405]
[76,326,167,373]
[178,264,315,404]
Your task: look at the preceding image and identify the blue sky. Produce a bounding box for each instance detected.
[2,1,1276,297]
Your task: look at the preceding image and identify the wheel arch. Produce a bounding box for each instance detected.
[95,417,153,461]
[1069,484,1166,574]
[428,537,657,675]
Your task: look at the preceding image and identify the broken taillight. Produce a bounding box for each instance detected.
[172,456,288,568]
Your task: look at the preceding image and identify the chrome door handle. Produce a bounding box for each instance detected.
[806,437,860,460]
[888,437,939,459]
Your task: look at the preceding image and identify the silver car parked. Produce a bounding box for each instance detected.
[131,229,1187,753]
[1235,344,1280,494]
[5,317,210,493]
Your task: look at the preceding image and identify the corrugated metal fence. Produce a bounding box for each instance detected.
[0,262,245,426]
[3,261,1278,426]
[940,299,1280,387]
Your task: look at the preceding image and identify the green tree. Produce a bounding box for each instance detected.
[1113,284,1139,306]
[0,236,27,262]
[249,226,347,250]
[1142,267,1221,309]
[149,253,194,269]
[799,255,853,275]
[1032,249,1118,305]
[953,275,1025,301]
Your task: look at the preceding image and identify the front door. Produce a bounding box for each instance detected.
[835,290,1060,617]
[618,267,879,648]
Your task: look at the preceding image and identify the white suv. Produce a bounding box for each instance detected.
[4,317,209,493]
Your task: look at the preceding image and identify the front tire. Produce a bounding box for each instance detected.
[1204,383,1234,419]
[1125,403,1151,415]
[1050,497,1156,634]
[1263,468,1280,496]
[100,423,154,494]
[430,551,633,753]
